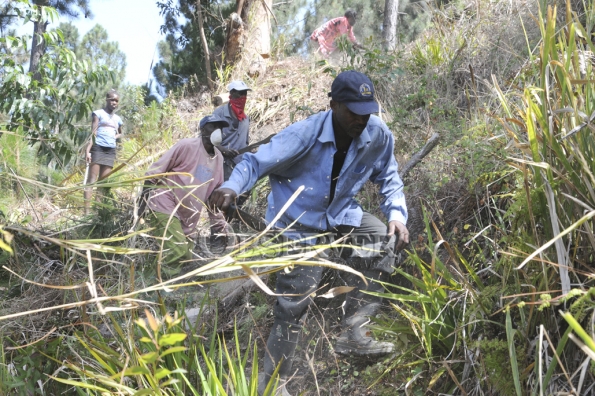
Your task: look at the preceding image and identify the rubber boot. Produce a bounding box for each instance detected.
[257,319,301,396]
[335,300,394,358]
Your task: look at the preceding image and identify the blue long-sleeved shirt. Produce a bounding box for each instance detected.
[221,110,407,231]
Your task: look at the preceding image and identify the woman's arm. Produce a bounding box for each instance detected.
[86,114,99,163]
[115,124,123,140]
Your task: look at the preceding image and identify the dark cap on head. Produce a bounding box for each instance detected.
[200,114,230,129]
[330,70,380,115]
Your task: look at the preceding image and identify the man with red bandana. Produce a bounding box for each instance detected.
[213,80,251,180]
[310,9,362,57]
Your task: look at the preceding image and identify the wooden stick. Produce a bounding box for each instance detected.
[398,133,440,179]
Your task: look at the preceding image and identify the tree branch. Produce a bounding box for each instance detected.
[398,133,440,179]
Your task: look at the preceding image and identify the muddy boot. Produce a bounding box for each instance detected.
[257,319,301,396]
[335,303,394,358]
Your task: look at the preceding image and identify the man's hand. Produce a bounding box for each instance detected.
[86,152,92,163]
[208,188,237,212]
[219,147,239,158]
[387,220,409,250]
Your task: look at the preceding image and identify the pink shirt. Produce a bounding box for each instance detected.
[145,138,225,237]
[310,17,357,51]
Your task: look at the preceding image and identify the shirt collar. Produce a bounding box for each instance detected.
[320,110,372,149]
[318,111,335,143]
[222,103,233,119]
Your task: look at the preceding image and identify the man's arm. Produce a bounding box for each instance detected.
[217,146,239,158]
[144,141,187,180]
[138,142,191,217]
[346,20,358,44]
[369,126,409,249]
[209,127,308,211]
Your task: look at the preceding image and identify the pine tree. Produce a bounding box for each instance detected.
[154,0,234,92]
[79,24,126,85]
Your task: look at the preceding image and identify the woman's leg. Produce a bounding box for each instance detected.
[98,165,112,180]
[95,165,113,208]
[84,163,100,215]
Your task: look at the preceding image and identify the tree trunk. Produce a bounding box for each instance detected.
[224,0,271,75]
[382,0,399,51]
[249,0,271,59]
[224,12,244,65]
[195,1,213,90]
[29,16,47,81]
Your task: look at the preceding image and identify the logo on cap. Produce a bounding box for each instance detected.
[360,83,372,97]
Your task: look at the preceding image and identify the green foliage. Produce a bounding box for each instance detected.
[31,0,90,19]
[45,308,263,395]
[495,4,595,263]
[370,206,490,391]
[0,2,115,173]
[79,25,126,83]
[1,338,65,395]
[56,22,127,93]
[484,1,595,392]
[478,338,524,395]
[154,0,235,91]
[0,2,20,33]
[269,0,310,56]
[396,0,433,43]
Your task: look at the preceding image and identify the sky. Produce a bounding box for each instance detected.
[59,0,165,86]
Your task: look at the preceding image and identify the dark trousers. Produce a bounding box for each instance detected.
[273,212,393,325]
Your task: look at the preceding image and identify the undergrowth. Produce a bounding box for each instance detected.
[2,0,595,394]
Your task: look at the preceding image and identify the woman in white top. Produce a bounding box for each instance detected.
[84,90,124,214]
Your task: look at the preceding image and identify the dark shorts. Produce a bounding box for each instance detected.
[90,144,116,167]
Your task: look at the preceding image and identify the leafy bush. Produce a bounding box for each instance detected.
[0,2,115,173]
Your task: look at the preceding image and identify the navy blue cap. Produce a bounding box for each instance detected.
[330,70,380,115]
[200,114,230,129]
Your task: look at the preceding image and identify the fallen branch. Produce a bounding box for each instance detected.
[399,132,440,179]
[219,275,269,311]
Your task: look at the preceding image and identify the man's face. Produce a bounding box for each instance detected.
[330,100,370,140]
[230,89,248,99]
[347,16,356,27]
[201,123,219,154]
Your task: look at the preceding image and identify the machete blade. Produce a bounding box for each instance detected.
[226,203,268,232]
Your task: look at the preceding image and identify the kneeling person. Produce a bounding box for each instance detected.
[143,115,229,276]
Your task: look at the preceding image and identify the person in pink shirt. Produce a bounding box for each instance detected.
[310,10,362,57]
[140,115,229,277]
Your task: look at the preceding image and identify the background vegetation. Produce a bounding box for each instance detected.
[1,0,595,394]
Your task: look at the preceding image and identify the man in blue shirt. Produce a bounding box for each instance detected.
[210,71,409,396]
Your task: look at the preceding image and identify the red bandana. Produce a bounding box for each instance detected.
[229,96,247,121]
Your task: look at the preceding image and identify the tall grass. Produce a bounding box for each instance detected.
[359,1,595,393]
[490,0,595,393]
